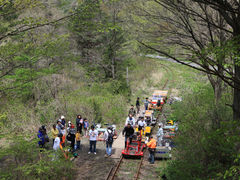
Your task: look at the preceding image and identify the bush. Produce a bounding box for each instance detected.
[0,135,75,180]
[164,86,238,180]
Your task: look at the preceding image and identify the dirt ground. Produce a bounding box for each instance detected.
[73,137,119,180]
[73,60,170,180]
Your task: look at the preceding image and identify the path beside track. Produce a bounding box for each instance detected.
[106,62,172,180]
[74,59,170,180]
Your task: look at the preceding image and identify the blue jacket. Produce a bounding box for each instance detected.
[37,130,45,145]
[84,121,89,129]
[61,119,66,126]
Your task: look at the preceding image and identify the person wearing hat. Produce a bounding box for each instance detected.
[66,121,70,135]
[122,123,134,148]
[147,136,157,164]
[157,123,164,146]
[104,126,114,157]
[60,115,66,127]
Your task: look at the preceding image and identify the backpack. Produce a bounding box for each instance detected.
[107,131,114,144]
[67,133,71,141]
[128,119,133,126]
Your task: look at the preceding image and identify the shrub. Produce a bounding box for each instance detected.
[164,85,238,180]
[0,135,75,180]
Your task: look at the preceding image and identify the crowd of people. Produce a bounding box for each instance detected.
[37,115,86,154]
[37,97,159,163]
[37,114,115,158]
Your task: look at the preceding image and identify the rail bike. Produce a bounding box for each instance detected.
[144,110,157,126]
[95,123,118,141]
[122,132,146,158]
[149,90,168,111]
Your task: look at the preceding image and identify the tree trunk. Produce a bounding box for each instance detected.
[214,77,222,105]
[207,74,222,105]
[214,77,223,128]
[208,74,222,128]
[233,29,240,121]
[233,65,240,121]
[111,8,117,79]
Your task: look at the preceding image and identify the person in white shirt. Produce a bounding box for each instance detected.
[138,117,146,131]
[157,124,164,146]
[52,134,62,160]
[61,126,66,136]
[53,134,61,150]
[88,125,98,154]
[125,114,136,127]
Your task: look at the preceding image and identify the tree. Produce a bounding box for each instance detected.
[0,0,74,98]
[134,0,240,121]
[69,0,127,79]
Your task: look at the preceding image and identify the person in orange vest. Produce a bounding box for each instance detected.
[147,136,157,164]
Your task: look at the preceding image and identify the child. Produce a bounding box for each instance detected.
[83,118,89,137]
[76,130,81,150]
[60,126,66,147]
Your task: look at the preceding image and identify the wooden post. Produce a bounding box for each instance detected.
[126,66,129,87]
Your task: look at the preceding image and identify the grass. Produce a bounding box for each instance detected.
[117,159,139,179]
[141,56,211,179]
[148,58,210,96]
[129,57,170,105]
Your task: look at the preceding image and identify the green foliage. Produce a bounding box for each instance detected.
[69,0,128,80]
[0,33,69,100]
[0,113,7,132]
[218,154,240,179]
[164,86,236,180]
[61,81,128,124]
[0,135,74,180]
[199,36,240,68]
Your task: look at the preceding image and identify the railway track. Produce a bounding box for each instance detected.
[106,62,173,180]
[105,117,159,180]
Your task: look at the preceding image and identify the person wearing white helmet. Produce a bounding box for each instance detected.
[60,115,66,127]
[67,121,71,133]
[157,123,164,146]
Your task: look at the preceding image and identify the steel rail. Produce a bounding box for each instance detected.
[106,62,172,180]
[106,155,123,180]
[134,63,172,180]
